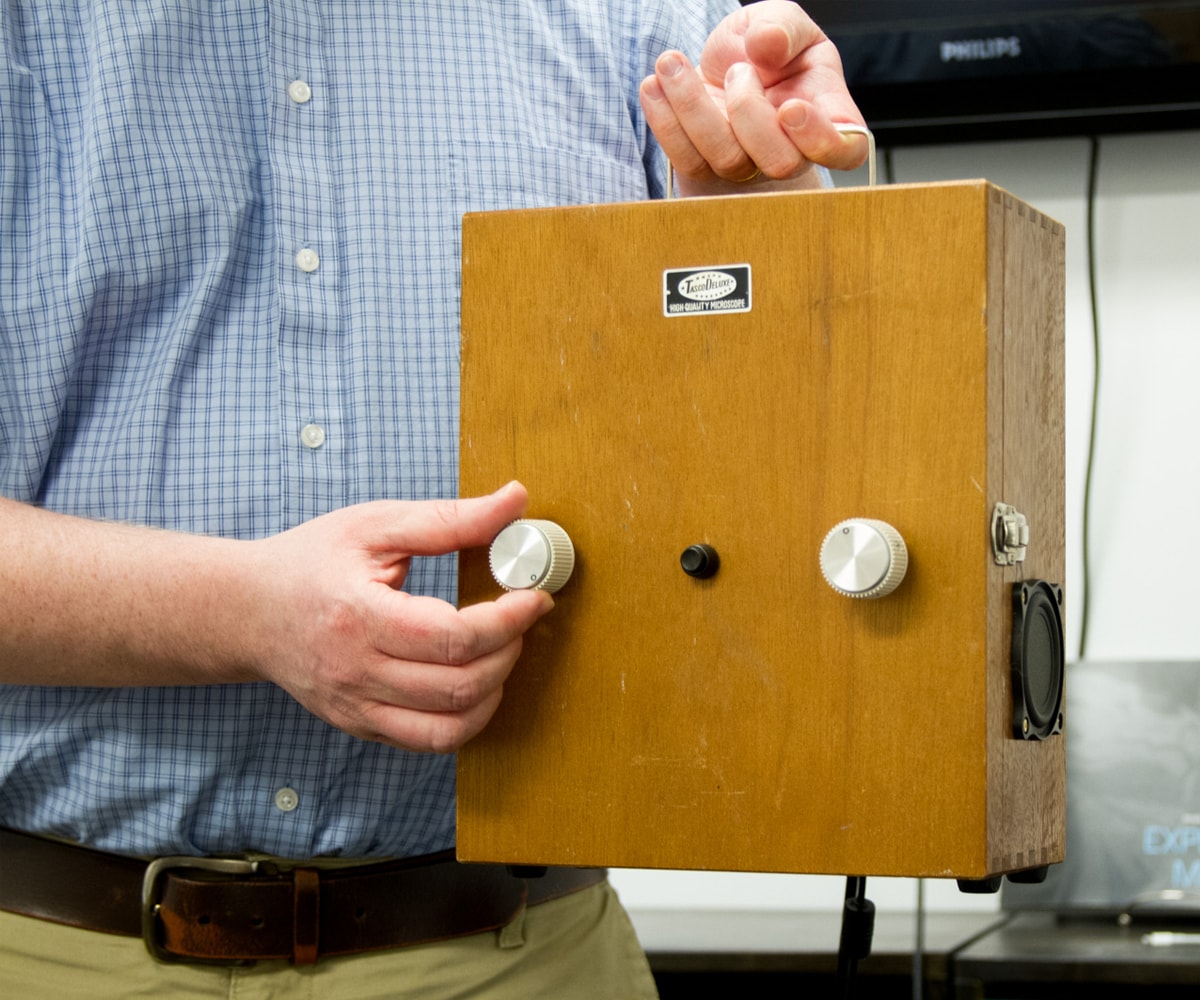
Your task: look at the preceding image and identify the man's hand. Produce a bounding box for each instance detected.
[247,482,553,753]
[0,482,553,754]
[640,0,867,196]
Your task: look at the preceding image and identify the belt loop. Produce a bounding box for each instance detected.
[496,897,528,950]
[292,868,320,966]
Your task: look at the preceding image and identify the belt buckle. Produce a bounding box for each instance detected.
[141,855,260,964]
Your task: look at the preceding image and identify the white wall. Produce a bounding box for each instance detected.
[612,129,1200,917]
[875,131,1200,663]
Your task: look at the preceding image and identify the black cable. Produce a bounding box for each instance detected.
[1078,136,1102,661]
[836,876,875,999]
[912,878,925,1000]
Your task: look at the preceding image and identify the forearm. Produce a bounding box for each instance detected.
[0,497,262,686]
[0,486,555,751]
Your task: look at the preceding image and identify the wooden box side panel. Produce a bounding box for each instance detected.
[458,184,1000,876]
[986,189,1068,875]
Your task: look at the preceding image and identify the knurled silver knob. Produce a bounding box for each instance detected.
[489,519,576,594]
[820,518,908,599]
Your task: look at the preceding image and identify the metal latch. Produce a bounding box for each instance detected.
[992,502,1029,566]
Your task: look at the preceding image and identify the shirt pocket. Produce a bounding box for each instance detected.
[448,139,649,218]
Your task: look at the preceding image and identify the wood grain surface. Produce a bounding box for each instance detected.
[456,181,1065,879]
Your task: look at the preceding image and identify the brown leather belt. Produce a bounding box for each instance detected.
[0,827,605,966]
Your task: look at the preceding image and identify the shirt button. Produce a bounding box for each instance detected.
[294,248,320,273]
[300,423,326,449]
[287,79,312,105]
[274,787,300,813]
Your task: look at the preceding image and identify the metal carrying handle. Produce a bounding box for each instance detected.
[664,122,876,198]
[833,122,877,187]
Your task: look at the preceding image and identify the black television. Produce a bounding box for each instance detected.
[753,1,1200,144]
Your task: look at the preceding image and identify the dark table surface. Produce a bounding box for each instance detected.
[632,908,1005,976]
[631,907,1200,997]
[952,910,1200,987]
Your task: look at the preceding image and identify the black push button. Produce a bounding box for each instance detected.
[680,544,719,579]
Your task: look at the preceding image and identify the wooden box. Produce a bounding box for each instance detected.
[457,181,1065,880]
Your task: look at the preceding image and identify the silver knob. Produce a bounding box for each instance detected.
[820,519,908,599]
[489,519,576,594]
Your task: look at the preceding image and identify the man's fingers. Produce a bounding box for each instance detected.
[309,588,552,752]
[360,589,553,752]
[642,51,756,183]
[256,487,559,753]
[742,2,824,82]
[349,480,530,562]
[701,0,825,89]
[367,635,524,715]
[339,597,525,709]
[779,98,869,172]
[370,588,551,673]
[724,62,806,180]
[362,685,506,754]
[688,0,868,175]
[639,73,705,179]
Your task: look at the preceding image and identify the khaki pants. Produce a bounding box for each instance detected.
[0,882,658,1000]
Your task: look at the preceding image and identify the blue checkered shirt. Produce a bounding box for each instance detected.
[0,0,734,858]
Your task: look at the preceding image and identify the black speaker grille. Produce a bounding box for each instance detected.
[1011,581,1065,740]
